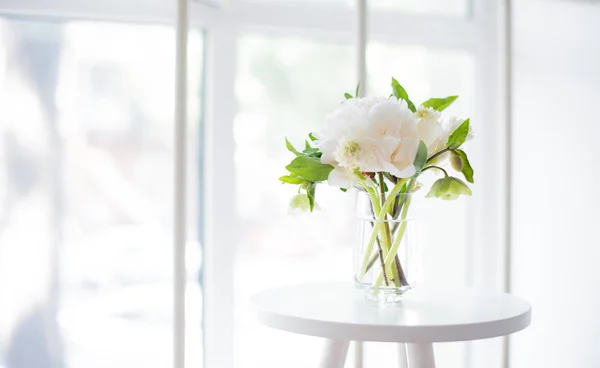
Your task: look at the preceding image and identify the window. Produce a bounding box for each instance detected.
[0,1,505,368]
[0,18,203,368]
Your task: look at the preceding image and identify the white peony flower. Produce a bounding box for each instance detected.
[333,135,399,173]
[316,97,423,188]
[368,99,415,137]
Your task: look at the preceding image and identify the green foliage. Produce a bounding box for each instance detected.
[413,141,428,175]
[285,137,301,156]
[286,137,322,158]
[446,118,470,149]
[426,177,472,200]
[421,96,458,111]
[453,149,474,183]
[279,175,305,185]
[307,182,317,211]
[285,156,334,182]
[280,78,474,215]
[391,77,416,112]
[302,148,322,158]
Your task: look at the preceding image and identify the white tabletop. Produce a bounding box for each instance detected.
[252,283,531,343]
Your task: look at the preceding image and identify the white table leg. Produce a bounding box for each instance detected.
[407,343,435,368]
[398,343,408,368]
[354,341,364,368]
[320,339,350,368]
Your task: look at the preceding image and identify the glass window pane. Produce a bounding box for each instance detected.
[234,34,355,368]
[0,19,203,368]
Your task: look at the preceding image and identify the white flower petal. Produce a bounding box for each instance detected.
[390,137,419,178]
[317,139,338,166]
[327,166,357,189]
[386,163,416,178]
[416,106,441,122]
[417,119,443,151]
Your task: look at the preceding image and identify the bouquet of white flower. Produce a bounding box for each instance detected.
[280,78,474,301]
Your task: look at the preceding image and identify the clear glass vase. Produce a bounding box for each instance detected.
[354,190,418,303]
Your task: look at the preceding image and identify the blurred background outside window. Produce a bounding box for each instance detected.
[0,19,203,368]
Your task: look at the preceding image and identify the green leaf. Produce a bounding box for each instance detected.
[308,132,318,141]
[421,96,459,112]
[305,140,311,150]
[303,147,319,154]
[413,141,428,174]
[344,92,353,99]
[285,156,334,182]
[454,149,474,183]
[340,188,347,193]
[391,77,416,112]
[302,148,322,158]
[279,175,305,185]
[355,82,360,97]
[446,118,470,149]
[285,137,301,156]
[307,182,317,211]
[426,177,472,200]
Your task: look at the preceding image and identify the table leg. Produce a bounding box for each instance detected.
[406,343,435,368]
[319,339,350,368]
[398,343,408,368]
[354,341,364,368]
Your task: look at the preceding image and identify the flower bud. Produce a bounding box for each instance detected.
[287,194,311,214]
[450,151,463,172]
[425,177,472,200]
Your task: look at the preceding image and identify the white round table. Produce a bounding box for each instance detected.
[252,283,531,368]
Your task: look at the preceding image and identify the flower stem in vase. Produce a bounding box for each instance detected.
[372,193,412,289]
[366,188,391,286]
[358,179,408,279]
[378,173,401,287]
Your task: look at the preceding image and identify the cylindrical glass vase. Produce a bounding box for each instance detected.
[354,190,418,303]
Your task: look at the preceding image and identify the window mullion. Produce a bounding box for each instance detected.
[200,10,237,368]
[466,0,508,368]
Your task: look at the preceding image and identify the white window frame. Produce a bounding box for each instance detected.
[0,1,509,367]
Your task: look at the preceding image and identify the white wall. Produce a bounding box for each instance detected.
[511,1,600,367]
